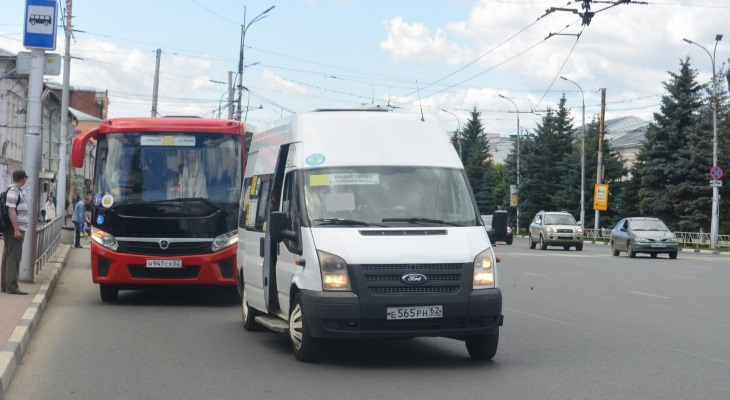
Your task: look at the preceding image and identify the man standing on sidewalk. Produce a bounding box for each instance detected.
[71,195,89,249]
[1,170,29,295]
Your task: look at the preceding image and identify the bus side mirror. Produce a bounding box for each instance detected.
[270,211,297,243]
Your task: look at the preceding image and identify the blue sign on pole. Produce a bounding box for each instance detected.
[23,0,58,50]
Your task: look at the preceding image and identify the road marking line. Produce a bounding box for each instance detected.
[524,272,548,278]
[670,274,703,280]
[629,291,669,299]
[505,307,730,366]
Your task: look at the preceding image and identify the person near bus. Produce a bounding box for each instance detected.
[71,195,90,249]
[110,152,142,198]
[1,170,29,295]
[44,196,57,222]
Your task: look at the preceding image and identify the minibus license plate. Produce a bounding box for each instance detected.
[146,260,182,269]
[387,305,442,320]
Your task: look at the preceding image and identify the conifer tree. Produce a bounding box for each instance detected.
[460,107,495,212]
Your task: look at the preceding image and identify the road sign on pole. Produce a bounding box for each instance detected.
[594,183,608,211]
[23,0,58,50]
[710,166,723,180]
[710,180,723,187]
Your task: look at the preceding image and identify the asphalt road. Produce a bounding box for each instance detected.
[6,240,730,400]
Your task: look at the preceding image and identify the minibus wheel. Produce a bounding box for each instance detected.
[242,285,262,331]
[99,284,119,302]
[465,331,499,361]
[289,293,320,362]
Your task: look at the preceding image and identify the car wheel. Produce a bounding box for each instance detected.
[506,236,513,245]
[529,235,536,249]
[576,243,583,251]
[611,242,619,256]
[669,251,678,260]
[242,285,262,331]
[650,253,658,258]
[563,245,570,251]
[290,292,320,362]
[99,284,119,302]
[539,236,547,250]
[628,242,636,258]
[465,330,499,361]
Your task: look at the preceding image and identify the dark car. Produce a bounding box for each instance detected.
[609,217,679,259]
[482,210,513,245]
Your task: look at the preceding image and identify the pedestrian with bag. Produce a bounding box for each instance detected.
[1,170,29,295]
[44,195,57,222]
[71,195,89,249]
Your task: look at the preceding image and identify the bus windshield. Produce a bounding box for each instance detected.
[303,166,479,227]
[93,132,242,208]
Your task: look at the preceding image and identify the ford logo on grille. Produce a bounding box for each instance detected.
[401,273,428,285]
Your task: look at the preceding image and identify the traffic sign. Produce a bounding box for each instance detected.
[710,180,723,188]
[23,0,57,50]
[710,166,724,180]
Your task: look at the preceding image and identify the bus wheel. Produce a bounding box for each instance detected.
[289,293,320,362]
[465,330,499,361]
[100,284,119,302]
[242,285,262,331]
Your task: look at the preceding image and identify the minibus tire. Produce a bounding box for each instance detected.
[465,331,499,361]
[100,284,119,302]
[242,286,262,331]
[290,293,320,362]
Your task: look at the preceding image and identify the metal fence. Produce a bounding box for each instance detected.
[34,215,64,274]
[584,228,730,252]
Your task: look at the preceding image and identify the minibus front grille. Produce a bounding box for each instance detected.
[359,230,447,236]
[366,274,461,282]
[119,241,209,256]
[368,286,458,294]
[361,263,462,271]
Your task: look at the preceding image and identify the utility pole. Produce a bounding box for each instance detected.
[594,88,606,240]
[57,0,72,229]
[235,6,275,121]
[151,48,161,117]
[498,95,520,235]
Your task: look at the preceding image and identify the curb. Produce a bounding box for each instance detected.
[0,244,70,399]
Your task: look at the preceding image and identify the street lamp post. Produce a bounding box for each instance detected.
[683,34,723,250]
[499,95,521,235]
[236,5,275,121]
[440,109,461,158]
[560,76,586,232]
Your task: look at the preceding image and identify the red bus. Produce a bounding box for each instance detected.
[72,117,250,301]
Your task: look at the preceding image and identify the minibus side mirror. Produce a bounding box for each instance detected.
[270,211,297,243]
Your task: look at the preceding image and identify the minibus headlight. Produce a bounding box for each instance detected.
[91,228,118,251]
[473,248,496,289]
[317,250,351,291]
[212,231,238,252]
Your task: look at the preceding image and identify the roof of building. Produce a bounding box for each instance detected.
[69,107,101,122]
[605,116,650,148]
[0,48,15,58]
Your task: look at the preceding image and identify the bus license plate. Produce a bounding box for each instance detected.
[387,305,443,320]
[146,259,182,269]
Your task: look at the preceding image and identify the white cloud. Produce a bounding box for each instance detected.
[261,69,309,95]
[379,16,474,65]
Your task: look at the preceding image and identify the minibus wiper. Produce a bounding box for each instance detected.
[314,218,380,227]
[382,217,461,227]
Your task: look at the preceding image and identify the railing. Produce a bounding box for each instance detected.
[35,215,64,274]
[583,228,730,252]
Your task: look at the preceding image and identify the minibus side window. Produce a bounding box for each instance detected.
[239,176,252,228]
[254,176,272,232]
[281,170,302,254]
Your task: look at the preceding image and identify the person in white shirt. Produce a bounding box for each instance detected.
[176,149,207,198]
[44,196,57,222]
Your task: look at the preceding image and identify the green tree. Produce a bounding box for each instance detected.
[460,107,495,213]
[636,58,704,229]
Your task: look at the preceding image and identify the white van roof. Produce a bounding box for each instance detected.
[250,111,463,169]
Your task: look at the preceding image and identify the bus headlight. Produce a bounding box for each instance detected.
[91,228,118,251]
[212,231,238,252]
[317,250,351,291]
[473,247,496,289]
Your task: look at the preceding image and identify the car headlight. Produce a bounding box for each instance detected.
[91,228,118,251]
[667,237,678,242]
[506,226,512,234]
[473,247,496,289]
[634,237,650,243]
[317,250,351,291]
[547,227,555,233]
[211,231,238,252]
[576,227,584,234]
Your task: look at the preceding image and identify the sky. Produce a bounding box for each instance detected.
[1,0,729,138]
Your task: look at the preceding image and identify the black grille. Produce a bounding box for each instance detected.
[128,265,201,279]
[120,241,209,256]
[369,286,459,294]
[362,263,462,271]
[557,229,573,233]
[359,230,448,236]
[366,274,461,282]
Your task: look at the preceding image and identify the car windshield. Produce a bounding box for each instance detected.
[543,214,576,225]
[629,219,669,231]
[303,166,478,227]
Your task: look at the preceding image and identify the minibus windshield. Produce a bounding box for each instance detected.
[303,166,479,227]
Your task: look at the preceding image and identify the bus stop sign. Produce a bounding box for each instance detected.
[23,0,58,50]
[710,166,723,180]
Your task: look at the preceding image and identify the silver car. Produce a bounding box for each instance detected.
[609,217,678,259]
[528,210,584,251]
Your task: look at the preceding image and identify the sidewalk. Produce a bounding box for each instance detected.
[0,237,74,398]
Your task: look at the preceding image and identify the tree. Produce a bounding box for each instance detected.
[460,107,495,213]
[635,58,705,229]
